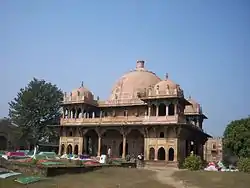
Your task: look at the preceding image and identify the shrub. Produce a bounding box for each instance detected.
[237,158,250,173]
[31,158,38,165]
[183,155,202,171]
[177,159,185,169]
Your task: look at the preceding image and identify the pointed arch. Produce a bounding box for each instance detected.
[149,147,155,160]
[157,147,166,160]
[67,144,72,154]
[168,147,174,161]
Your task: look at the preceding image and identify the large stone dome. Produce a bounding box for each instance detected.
[109,60,161,101]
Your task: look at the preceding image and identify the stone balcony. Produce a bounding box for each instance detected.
[60,115,186,126]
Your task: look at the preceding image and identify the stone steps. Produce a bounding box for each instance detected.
[144,160,178,168]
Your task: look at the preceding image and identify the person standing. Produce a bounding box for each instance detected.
[107,147,111,158]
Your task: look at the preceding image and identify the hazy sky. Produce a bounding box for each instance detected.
[1,0,250,136]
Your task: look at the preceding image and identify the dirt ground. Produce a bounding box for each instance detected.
[1,166,250,188]
[0,167,173,188]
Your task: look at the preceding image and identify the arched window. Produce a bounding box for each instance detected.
[158,103,166,116]
[159,132,164,138]
[168,103,175,116]
[168,148,174,161]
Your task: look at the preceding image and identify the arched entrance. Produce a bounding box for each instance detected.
[0,136,7,150]
[126,129,144,157]
[84,129,98,156]
[157,147,166,160]
[74,145,79,155]
[102,129,122,157]
[60,144,65,155]
[168,148,174,161]
[149,147,155,160]
[67,144,72,154]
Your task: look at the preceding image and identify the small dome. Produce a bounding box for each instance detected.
[153,73,182,95]
[71,83,94,101]
[109,60,161,102]
[185,96,201,114]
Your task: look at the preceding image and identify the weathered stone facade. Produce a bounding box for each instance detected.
[57,60,210,164]
[204,137,223,162]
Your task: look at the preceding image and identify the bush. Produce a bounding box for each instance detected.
[183,155,202,171]
[177,159,185,169]
[31,158,38,165]
[237,158,250,173]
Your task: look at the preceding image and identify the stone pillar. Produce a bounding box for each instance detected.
[58,138,62,155]
[62,109,65,118]
[156,105,159,116]
[78,139,82,155]
[97,135,101,156]
[193,142,197,155]
[81,107,84,118]
[154,148,158,161]
[154,128,158,160]
[174,104,177,115]
[165,105,168,117]
[122,135,126,159]
[148,106,151,116]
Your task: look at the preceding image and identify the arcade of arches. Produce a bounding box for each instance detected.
[59,126,206,162]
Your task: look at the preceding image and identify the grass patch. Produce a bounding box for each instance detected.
[0,167,173,188]
[173,170,250,188]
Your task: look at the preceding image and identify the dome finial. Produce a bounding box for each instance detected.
[81,81,84,87]
[165,73,168,80]
[136,60,145,69]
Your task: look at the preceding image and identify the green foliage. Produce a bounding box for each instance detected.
[237,158,250,173]
[223,117,250,158]
[183,155,203,171]
[177,159,185,169]
[31,158,38,165]
[9,78,63,145]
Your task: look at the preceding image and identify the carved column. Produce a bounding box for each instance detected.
[97,135,101,156]
[165,104,168,117]
[62,108,65,118]
[154,127,158,160]
[156,104,159,116]
[148,106,151,116]
[81,106,84,118]
[174,104,177,115]
[122,134,127,158]
[58,137,62,155]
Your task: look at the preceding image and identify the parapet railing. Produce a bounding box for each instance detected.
[60,115,183,125]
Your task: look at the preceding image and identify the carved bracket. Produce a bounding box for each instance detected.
[95,127,105,137]
[120,126,130,137]
[174,126,182,137]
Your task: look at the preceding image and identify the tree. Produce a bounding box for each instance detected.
[9,78,63,146]
[223,117,250,159]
